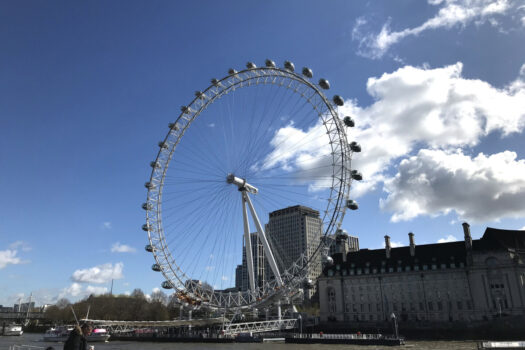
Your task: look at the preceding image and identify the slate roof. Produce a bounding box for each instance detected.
[324,227,525,274]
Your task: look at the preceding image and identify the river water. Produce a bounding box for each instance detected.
[0,333,479,350]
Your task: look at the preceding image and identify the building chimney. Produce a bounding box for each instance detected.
[462,222,472,250]
[385,235,391,259]
[409,232,415,257]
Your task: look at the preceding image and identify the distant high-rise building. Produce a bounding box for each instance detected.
[323,229,359,258]
[236,232,266,291]
[235,264,243,291]
[266,205,323,300]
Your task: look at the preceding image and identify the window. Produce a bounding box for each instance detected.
[361,304,365,312]
[377,303,381,312]
[466,301,472,310]
[328,288,336,313]
[457,301,462,310]
[428,301,433,311]
[405,266,411,271]
[389,267,394,273]
[437,301,443,311]
[423,265,428,270]
[440,264,447,269]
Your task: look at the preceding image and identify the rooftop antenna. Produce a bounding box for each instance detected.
[110,279,114,296]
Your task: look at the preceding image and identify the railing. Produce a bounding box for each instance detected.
[223,319,297,335]
[8,346,46,350]
[290,333,390,340]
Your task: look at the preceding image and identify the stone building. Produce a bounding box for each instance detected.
[319,224,525,323]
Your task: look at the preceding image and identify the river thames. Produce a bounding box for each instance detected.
[0,333,481,349]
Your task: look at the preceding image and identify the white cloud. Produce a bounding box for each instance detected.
[151,287,160,294]
[102,222,112,229]
[353,0,521,59]
[265,62,525,223]
[381,149,525,222]
[111,242,136,253]
[57,283,108,300]
[71,262,124,284]
[59,283,83,298]
[85,285,108,295]
[382,240,404,248]
[221,275,229,281]
[438,234,459,243]
[205,266,215,271]
[9,241,32,252]
[0,249,22,269]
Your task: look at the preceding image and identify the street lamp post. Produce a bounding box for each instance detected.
[390,313,399,339]
[297,315,303,336]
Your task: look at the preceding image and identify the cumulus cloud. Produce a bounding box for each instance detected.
[353,0,522,59]
[101,222,112,229]
[58,283,108,300]
[0,249,22,269]
[438,234,459,243]
[266,61,525,222]
[111,242,136,253]
[381,149,525,222]
[71,262,124,284]
[59,283,83,298]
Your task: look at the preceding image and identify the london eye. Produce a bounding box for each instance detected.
[143,59,361,312]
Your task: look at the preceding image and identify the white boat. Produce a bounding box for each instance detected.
[2,324,23,336]
[43,326,110,342]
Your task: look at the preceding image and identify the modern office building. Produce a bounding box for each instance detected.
[265,205,323,299]
[238,232,266,291]
[319,224,525,323]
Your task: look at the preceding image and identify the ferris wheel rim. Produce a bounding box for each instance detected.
[144,62,354,310]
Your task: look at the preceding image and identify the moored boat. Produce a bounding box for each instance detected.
[43,326,110,342]
[1,324,23,336]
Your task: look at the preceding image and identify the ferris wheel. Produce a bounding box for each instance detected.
[143,59,361,312]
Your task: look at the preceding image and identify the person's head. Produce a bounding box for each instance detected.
[81,323,92,336]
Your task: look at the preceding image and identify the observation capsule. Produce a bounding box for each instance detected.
[142,224,150,232]
[144,182,155,189]
[151,264,161,272]
[302,67,313,78]
[211,78,221,87]
[158,141,168,149]
[145,244,154,252]
[150,161,160,169]
[142,202,152,210]
[343,116,355,127]
[168,122,179,130]
[319,79,330,90]
[228,68,237,75]
[346,199,359,210]
[246,62,257,69]
[265,59,276,68]
[161,281,173,289]
[284,61,295,72]
[333,95,344,106]
[180,106,191,114]
[349,141,361,152]
[351,170,363,181]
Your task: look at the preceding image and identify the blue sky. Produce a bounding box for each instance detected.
[1,0,525,306]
